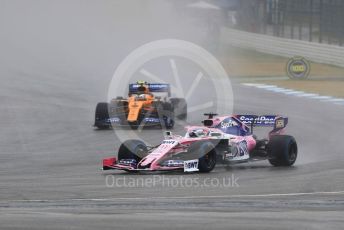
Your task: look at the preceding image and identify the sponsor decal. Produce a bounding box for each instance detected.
[119,159,137,167]
[149,84,169,89]
[144,117,160,123]
[275,119,285,128]
[130,83,169,91]
[239,115,275,125]
[161,160,184,167]
[221,120,235,129]
[286,56,310,79]
[184,159,199,172]
[108,117,121,123]
[150,140,178,156]
[237,140,248,156]
[162,140,176,145]
[228,140,248,158]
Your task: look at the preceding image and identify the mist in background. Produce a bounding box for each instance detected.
[0,0,231,154]
[0,0,216,88]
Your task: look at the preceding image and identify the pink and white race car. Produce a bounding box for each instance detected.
[103,113,298,173]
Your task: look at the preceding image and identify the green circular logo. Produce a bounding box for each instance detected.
[286,56,310,79]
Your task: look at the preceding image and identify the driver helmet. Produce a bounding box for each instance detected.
[137,85,148,94]
[189,129,206,138]
[137,81,149,94]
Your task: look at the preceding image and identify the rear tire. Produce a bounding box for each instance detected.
[163,102,174,129]
[129,122,139,130]
[267,135,297,166]
[170,98,187,120]
[155,102,174,129]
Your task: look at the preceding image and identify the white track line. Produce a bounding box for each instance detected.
[242,83,262,87]
[265,87,287,92]
[312,95,333,100]
[295,93,319,97]
[325,98,344,103]
[242,83,344,106]
[270,89,294,93]
[2,191,344,203]
[256,85,277,89]
[282,91,305,95]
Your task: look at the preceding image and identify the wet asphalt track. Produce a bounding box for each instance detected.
[1,1,344,229]
[1,72,344,229]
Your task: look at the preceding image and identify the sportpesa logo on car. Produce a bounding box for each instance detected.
[239,115,275,125]
[221,121,235,128]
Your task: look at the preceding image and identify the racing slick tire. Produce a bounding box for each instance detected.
[155,101,175,129]
[128,123,139,130]
[170,98,187,120]
[267,135,298,166]
[162,102,175,129]
[118,139,148,163]
[188,141,216,173]
[94,102,110,129]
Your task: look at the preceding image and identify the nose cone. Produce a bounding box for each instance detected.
[127,102,143,122]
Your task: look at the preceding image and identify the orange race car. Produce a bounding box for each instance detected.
[94,81,187,129]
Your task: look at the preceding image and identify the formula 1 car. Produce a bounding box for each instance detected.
[102,113,298,173]
[94,81,187,129]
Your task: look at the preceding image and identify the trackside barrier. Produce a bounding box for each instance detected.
[220,28,344,68]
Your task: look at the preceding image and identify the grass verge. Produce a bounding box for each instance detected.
[217,46,344,98]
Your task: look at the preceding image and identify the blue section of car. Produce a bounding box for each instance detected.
[237,115,277,126]
[108,117,121,123]
[129,83,170,93]
[143,117,161,123]
[215,117,248,136]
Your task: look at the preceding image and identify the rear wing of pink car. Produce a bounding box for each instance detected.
[235,115,288,134]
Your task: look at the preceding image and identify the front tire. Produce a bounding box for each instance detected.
[188,141,216,173]
[267,135,297,166]
[118,139,148,162]
[94,102,110,129]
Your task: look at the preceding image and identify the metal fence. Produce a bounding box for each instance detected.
[221,27,344,68]
[235,0,344,46]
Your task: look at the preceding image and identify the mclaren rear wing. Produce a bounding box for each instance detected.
[129,83,171,96]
